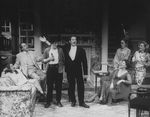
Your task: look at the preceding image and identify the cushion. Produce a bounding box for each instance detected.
[0,77,15,87]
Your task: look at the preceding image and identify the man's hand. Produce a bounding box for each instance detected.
[43,56,55,63]
[39,36,51,46]
[39,36,47,42]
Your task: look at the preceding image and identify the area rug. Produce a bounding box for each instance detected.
[33,82,149,117]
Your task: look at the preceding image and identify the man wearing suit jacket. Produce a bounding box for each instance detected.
[43,38,65,108]
[64,36,90,108]
[13,43,46,95]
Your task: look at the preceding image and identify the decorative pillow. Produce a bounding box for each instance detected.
[0,77,15,87]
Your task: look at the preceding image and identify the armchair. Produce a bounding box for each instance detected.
[111,82,132,101]
[0,77,37,117]
[128,87,150,117]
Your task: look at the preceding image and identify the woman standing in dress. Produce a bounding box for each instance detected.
[113,38,131,69]
[132,41,150,86]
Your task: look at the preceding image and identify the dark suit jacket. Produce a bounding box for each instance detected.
[64,45,88,76]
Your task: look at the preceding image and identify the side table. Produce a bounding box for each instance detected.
[92,69,108,93]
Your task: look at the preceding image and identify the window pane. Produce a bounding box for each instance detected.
[20,31,26,35]
[28,37,34,48]
[6,21,9,26]
[28,31,34,36]
[20,24,27,31]
[21,37,27,43]
[28,37,34,43]
[27,24,33,31]
[6,27,10,32]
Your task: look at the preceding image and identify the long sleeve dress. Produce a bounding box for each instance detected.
[132,51,150,85]
[113,47,131,69]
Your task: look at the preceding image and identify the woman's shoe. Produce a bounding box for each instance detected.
[99,99,107,105]
[86,98,95,103]
[87,94,98,103]
[107,103,112,106]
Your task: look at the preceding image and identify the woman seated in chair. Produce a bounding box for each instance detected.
[1,64,45,97]
[87,59,132,106]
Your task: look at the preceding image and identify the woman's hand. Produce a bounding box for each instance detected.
[116,80,125,85]
[110,82,114,89]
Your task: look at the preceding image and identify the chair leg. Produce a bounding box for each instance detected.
[128,108,130,117]
[149,107,150,117]
[139,110,142,117]
[136,109,139,117]
[128,104,130,117]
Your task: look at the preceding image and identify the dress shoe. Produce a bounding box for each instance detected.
[79,103,90,108]
[38,93,46,102]
[57,102,63,107]
[44,103,51,108]
[71,102,76,107]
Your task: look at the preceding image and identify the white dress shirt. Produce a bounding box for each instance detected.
[49,48,59,64]
[69,46,77,61]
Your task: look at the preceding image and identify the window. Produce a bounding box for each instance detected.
[1,20,11,33]
[19,0,34,50]
[19,10,34,50]
[0,20,12,51]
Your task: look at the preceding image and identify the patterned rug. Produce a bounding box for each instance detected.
[33,82,149,117]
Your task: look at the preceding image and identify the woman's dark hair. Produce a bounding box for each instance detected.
[122,59,130,69]
[121,38,129,47]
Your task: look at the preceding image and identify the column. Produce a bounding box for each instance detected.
[34,0,42,55]
[101,0,109,72]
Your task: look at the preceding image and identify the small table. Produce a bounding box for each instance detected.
[92,70,108,93]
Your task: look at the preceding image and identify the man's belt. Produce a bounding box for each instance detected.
[49,64,59,67]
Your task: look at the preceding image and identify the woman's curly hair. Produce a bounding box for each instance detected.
[139,41,149,53]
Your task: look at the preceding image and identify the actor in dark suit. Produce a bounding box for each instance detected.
[64,36,90,108]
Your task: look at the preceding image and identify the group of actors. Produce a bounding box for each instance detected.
[87,38,150,105]
[1,36,150,108]
[1,36,90,108]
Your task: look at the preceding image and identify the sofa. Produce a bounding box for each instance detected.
[0,77,37,117]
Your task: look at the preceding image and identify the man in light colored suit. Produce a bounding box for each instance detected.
[13,43,46,95]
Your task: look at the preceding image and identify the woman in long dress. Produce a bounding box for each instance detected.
[132,41,150,86]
